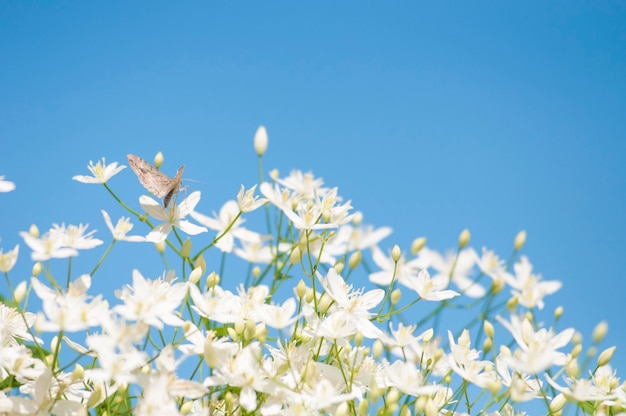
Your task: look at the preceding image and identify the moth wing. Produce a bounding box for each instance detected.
[127,154,173,198]
[163,164,185,208]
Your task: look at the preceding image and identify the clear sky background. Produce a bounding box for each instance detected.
[1,2,625,380]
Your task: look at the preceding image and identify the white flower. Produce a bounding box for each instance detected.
[546,374,618,403]
[237,184,267,213]
[0,302,41,346]
[497,314,574,374]
[419,247,485,298]
[114,270,187,329]
[140,191,208,243]
[49,223,103,250]
[447,329,495,388]
[369,245,426,287]
[20,230,78,261]
[32,274,110,332]
[318,268,384,339]
[101,210,146,242]
[502,256,561,309]
[72,157,125,184]
[0,244,19,273]
[333,222,393,252]
[275,170,328,199]
[254,298,299,330]
[404,269,460,301]
[0,175,15,192]
[190,200,261,252]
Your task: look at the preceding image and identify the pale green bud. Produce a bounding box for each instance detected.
[571,343,582,358]
[399,404,411,416]
[181,238,192,258]
[290,246,302,265]
[195,254,206,275]
[32,262,42,277]
[598,346,616,367]
[411,237,426,254]
[550,393,567,413]
[391,245,401,262]
[180,401,193,415]
[335,402,349,416]
[269,169,279,181]
[334,261,345,274]
[188,267,202,284]
[555,306,564,319]
[483,337,493,354]
[486,378,501,395]
[357,399,369,416]
[252,266,261,279]
[71,363,84,382]
[155,241,166,254]
[373,339,384,359]
[348,250,362,269]
[352,211,363,226]
[390,288,402,305]
[458,229,470,249]
[514,230,526,251]
[572,332,583,345]
[484,320,495,339]
[29,224,39,238]
[319,293,333,314]
[593,321,609,343]
[206,272,220,289]
[154,151,164,169]
[254,125,268,156]
[295,279,307,299]
[14,281,27,303]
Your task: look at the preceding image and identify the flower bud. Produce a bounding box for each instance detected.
[459,229,470,249]
[180,401,193,415]
[155,241,166,254]
[550,393,567,413]
[391,245,401,262]
[491,278,505,294]
[484,320,495,339]
[290,246,302,265]
[29,224,39,238]
[571,343,582,358]
[71,363,85,382]
[14,281,27,303]
[352,211,363,225]
[32,262,42,277]
[555,306,564,320]
[334,261,344,274]
[206,272,220,289]
[357,399,369,416]
[319,293,333,314]
[254,125,268,156]
[181,238,192,258]
[399,405,410,416]
[252,266,260,278]
[154,151,164,169]
[483,337,493,354]
[391,288,402,305]
[348,250,362,270]
[593,321,608,343]
[514,230,526,251]
[372,339,384,359]
[295,280,307,299]
[269,169,279,180]
[598,346,616,367]
[195,255,206,276]
[486,378,501,395]
[410,237,426,254]
[188,267,203,284]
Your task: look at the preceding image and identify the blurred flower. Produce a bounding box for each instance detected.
[0,175,15,192]
[501,256,562,309]
[49,223,103,250]
[0,302,41,346]
[404,269,460,301]
[20,230,78,261]
[72,157,125,184]
[0,244,19,273]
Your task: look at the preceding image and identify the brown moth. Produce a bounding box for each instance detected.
[127,154,184,208]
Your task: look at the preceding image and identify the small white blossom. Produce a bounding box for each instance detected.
[101,210,146,242]
[72,157,125,184]
[0,175,15,192]
[140,191,208,243]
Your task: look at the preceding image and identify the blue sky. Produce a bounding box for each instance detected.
[1,1,625,381]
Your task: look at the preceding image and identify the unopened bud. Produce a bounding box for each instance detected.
[334,261,344,274]
[514,230,527,251]
[598,346,616,367]
[550,393,567,413]
[593,321,609,343]
[372,339,384,359]
[391,245,401,262]
[411,237,426,254]
[32,262,42,277]
[348,250,362,269]
[391,288,401,305]
[399,404,410,416]
[571,343,582,358]
[491,278,505,294]
[484,320,495,339]
[14,281,27,303]
[180,238,192,258]
[555,306,564,320]
[269,169,279,181]
[319,294,332,314]
[506,296,519,310]
[188,267,203,284]
[206,272,220,289]
[29,224,39,238]
[357,399,369,416]
[290,246,302,265]
[486,378,501,395]
[252,266,261,278]
[352,211,363,226]
[155,241,166,254]
[195,255,206,275]
[154,151,164,169]
[254,126,268,156]
[459,229,470,249]
[565,358,579,378]
[335,402,349,416]
[483,337,493,354]
[180,401,193,415]
[295,280,307,299]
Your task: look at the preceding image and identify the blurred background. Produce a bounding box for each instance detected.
[1,2,625,381]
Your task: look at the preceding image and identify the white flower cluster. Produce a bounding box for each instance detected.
[0,130,623,415]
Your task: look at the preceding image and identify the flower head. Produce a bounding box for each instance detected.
[72,158,126,184]
[140,191,208,243]
[101,210,146,242]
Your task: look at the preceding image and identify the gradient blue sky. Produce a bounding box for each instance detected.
[1,2,625,376]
